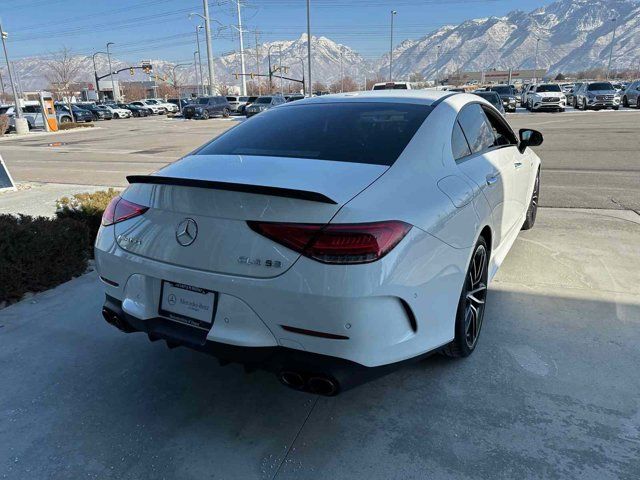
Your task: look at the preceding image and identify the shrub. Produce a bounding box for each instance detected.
[56,188,120,249]
[58,122,94,131]
[0,114,8,136]
[0,215,90,303]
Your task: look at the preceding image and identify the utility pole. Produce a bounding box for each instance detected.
[340,47,344,92]
[0,69,5,100]
[267,45,274,93]
[106,42,117,101]
[12,61,23,99]
[389,10,397,82]
[279,44,283,93]
[195,25,205,95]
[202,0,216,94]
[193,51,200,96]
[534,37,540,83]
[255,30,261,95]
[306,0,312,97]
[436,45,441,86]
[606,17,617,80]
[235,0,247,95]
[1,21,27,133]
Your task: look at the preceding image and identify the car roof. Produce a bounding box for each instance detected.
[288,90,450,106]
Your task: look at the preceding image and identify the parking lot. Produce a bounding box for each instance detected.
[1,109,639,479]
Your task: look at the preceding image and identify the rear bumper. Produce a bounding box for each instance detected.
[95,223,465,369]
[101,294,419,393]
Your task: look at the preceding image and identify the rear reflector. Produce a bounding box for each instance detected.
[102,196,149,226]
[248,220,411,264]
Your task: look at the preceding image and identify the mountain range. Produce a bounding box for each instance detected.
[6,0,640,92]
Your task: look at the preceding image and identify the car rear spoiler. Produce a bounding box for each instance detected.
[126,175,338,205]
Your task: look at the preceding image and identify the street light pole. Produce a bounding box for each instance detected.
[235,0,247,96]
[92,51,106,101]
[202,0,216,95]
[389,10,397,82]
[534,37,540,83]
[194,25,205,95]
[106,42,117,101]
[340,47,344,92]
[193,51,200,96]
[279,44,283,93]
[436,45,441,86]
[606,17,617,80]
[306,0,312,97]
[0,20,24,125]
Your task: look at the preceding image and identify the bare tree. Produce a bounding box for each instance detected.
[44,47,83,100]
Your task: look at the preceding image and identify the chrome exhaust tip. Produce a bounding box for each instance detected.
[279,371,306,390]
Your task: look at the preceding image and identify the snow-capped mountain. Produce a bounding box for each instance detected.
[5,0,640,92]
[379,0,640,79]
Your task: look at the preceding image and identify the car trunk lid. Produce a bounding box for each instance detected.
[114,154,387,278]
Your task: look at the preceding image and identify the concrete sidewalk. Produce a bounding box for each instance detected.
[1,208,639,480]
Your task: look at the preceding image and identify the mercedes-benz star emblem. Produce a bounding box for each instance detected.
[176,218,198,246]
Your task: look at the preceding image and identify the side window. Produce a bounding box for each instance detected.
[481,106,518,147]
[457,104,495,154]
[452,120,471,160]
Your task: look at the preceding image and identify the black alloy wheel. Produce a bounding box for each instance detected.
[442,237,489,357]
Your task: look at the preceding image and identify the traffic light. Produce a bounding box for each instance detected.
[234,73,239,79]
[250,73,254,79]
[129,68,135,76]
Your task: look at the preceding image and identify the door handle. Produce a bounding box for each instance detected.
[486,173,499,186]
[514,161,524,169]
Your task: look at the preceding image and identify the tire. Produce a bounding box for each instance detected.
[612,106,619,111]
[521,169,540,231]
[572,98,577,108]
[201,109,210,120]
[113,113,119,119]
[441,237,489,358]
[222,108,230,118]
[637,98,640,109]
[60,116,72,123]
[623,96,629,107]
[559,108,565,113]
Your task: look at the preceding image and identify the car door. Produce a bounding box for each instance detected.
[481,105,530,217]
[454,103,520,248]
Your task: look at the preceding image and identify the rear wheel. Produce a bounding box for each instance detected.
[201,110,210,120]
[113,113,119,119]
[623,96,629,107]
[637,98,640,109]
[222,108,230,118]
[521,169,540,230]
[60,116,72,123]
[442,237,489,358]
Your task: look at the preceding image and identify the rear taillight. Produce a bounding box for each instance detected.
[101,196,149,226]
[248,220,411,264]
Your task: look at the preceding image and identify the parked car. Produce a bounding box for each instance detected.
[101,104,132,119]
[182,96,231,119]
[95,90,543,395]
[130,100,164,115]
[566,82,583,108]
[372,81,412,90]
[621,80,640,108]
[285,94,305,102]
[473,91,506,115]
[575,81,620,110]
[239,96,258,114]
[2,103,73,130]
[486,85,517,112]
[226,96,251,113]
[526,84,566,112]
[55,104,94,122]
[521,83,536,106]
[146,98,179,113]
[244,95,286,118]
[116,103,151,117]
[167,98,191,111]
[81,103,113,120]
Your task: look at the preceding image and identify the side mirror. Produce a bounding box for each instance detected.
[518,128,543,153]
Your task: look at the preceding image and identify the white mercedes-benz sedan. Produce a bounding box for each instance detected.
[95,90,542,395]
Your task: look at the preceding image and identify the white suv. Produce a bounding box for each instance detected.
[147,98,179,113]
[526,84,566,112]
[130,100,164,115]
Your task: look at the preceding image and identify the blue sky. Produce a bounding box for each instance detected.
[2,0,557,62]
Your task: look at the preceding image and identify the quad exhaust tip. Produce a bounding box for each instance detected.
[278,371,339,396]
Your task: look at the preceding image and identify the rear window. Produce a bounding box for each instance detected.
[255,97,272,104]
[197,102,432,166]
[489,86,511,94]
